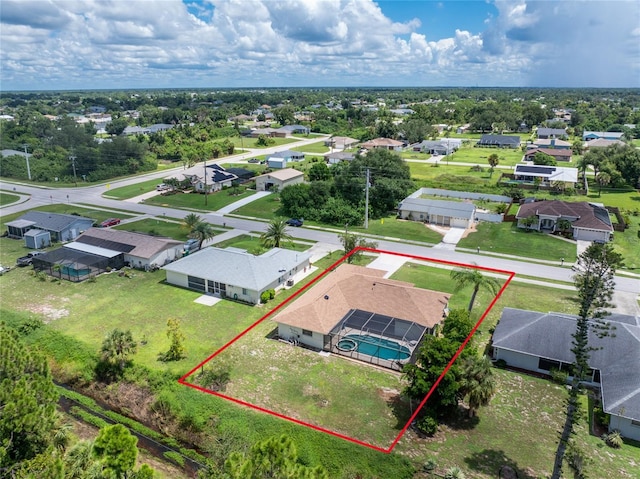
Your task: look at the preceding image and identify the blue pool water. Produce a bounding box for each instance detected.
[338,334,410,361]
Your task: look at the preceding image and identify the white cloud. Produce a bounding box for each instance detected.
[0,0,637,89]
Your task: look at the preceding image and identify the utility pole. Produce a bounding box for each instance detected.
[203,158,208,206]
[22,144,31,180]
[364,168,370,229]
[69,154,78,187]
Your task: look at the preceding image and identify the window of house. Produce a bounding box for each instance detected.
[538,357,561,371]
[242,288,247,295]
[631,420,640,427]
[302,329,313,337]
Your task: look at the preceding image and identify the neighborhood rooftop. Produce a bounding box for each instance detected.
[76,228,183,259]
[272,264,449,334]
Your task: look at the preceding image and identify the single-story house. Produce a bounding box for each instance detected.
[324,151,355,165]
[163,247,311,305]
[360,138,404,151]
[324,136,360,150]
[513,164,578,185]
[536,127,568,139]
[249,127,287,138]
[456,124,471,134]
[266,150,305,169]
[277,124,310,135]
[255,168,304,191]
[165,164,238,193]
[583,138,626,149]
[397,197,476,228]
[524,147,573,162]
[123,124,174,135]
[532,138,571,150]
[492,308,640,442]
[413,139,462,155]
[5,211,94,242]
[24,229,51,249]
[272,264,448,365]
[583,131,625,141]
[476,135,521,149]
[72,228,184,269]
[515,200,613,242]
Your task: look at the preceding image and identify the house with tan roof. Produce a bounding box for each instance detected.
[361,137,404,151]
[273,264,449,368]
[515,200,613,242]
[255,168,304,191]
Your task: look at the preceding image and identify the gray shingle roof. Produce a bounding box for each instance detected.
[477,135,521,147]
[162,247,310,291]
[11,211,94,232]
[398,197,475,220]
[493,308,640,422]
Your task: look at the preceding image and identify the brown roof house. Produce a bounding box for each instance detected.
[515,200,613,242]
[272,264,449,370]
[361,137,404,151]
[254,168,304,192]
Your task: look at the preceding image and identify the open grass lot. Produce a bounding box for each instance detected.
[445,144,525,166]
[213,233,312,252]
[114,218,227,241]
[457,222,578,263]
[409,162,500,191]
[0,191,21,205]
[2,243,638,478]
[229,136,298,148]
[103,178,163,199]
[533,185,640,211]
[143,188,256,212]
[291,141,330,153]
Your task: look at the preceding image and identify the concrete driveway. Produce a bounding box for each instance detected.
[433,227,467,250]
[216,191,271,214]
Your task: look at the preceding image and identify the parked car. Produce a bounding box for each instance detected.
[247,158,260,164]
[286,218,304,227]
[156,183,170,191]
[101,218,121,227]
[183,238,200,253]
[16,251,44,267]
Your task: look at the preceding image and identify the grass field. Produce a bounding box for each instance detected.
[114,218,227,241]
[0,191,21,206]
[457,222,578,263]
[445,144,525,166]
[213,233,312,252]
[2,242,638,478]
[143,188,257,212]
[103,178,162,199]
[229,137,298,148]
[291,141,330,153]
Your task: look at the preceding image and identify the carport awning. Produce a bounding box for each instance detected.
[64,241,121,258]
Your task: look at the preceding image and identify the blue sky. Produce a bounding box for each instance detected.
[1,0,638,91]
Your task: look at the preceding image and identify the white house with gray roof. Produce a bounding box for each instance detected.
[397,197,475,228]
[162,247,311,304]
[5,211,94,242]
[492,308,640,441]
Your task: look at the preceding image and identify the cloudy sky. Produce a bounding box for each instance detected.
[1,0,639,91]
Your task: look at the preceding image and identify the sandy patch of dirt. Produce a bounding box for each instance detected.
[26,302,69,322]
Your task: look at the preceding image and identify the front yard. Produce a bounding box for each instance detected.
[456,222,578,263]
[143,188,257,212]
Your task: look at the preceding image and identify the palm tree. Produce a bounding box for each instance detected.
[596,171,610,197]
[487,153,499,177]
[182,213,201,233]
[260,218,292,248]
[101,329,137,372]
[191,221,215,249]
[459,356,496,417]
[450,266,501,312]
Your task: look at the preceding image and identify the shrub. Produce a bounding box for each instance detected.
[422,458,437,473]
[550,368,569,385]
[163,451,185,467]
[605,430,623,448]
[444,466,466,479]
[494,359,507,369]
[593,405,610,427]
[260,291,271,303]
[416,414,438,436]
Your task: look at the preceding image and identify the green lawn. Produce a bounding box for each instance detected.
[230,193,286,218]
[409,162,501,190]
[445,144,525,166]
[113,218,227,241]
[103,178,162,199]
[0,191,21,206]
[213,234,311,252]
[229,137,298,148]
[457,222,578,263]
[291,141,330,153]
[2,243,638,478]
[144,188,257,212]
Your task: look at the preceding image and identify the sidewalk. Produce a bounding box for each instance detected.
[216,191,271,214]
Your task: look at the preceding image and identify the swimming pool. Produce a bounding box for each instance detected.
[337,334,411,361]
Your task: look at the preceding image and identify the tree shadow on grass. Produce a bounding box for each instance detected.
[445,408,480,431]
[386,394,414,430]
[464,449,537,479]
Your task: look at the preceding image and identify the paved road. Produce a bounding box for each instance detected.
[2,134,639,299]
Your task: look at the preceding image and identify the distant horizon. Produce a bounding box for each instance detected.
[2,1,638,91]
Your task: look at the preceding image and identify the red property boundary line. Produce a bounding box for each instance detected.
[179,247,515,453]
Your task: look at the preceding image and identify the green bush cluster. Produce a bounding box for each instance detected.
[260,289,276,304]
[163,451,186,467]
[69,406,109,429]
[550,368,569,385]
